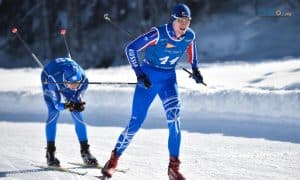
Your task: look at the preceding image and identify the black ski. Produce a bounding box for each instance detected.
[94,175,111,180]
[32,164,88,176]
[68,162,129,173]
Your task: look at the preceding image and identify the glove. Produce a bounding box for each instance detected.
[73,101,86,112]
[192,68,204,84]
[137,73,152,89]
[64,101,75,111]
[64,101,86,112]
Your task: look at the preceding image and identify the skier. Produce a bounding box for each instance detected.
[41,57,98,167]
[102,3,204,180]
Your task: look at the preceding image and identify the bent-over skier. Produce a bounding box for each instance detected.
[41,57,98,167]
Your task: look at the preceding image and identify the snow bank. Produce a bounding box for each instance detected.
[0,60,299,126]
[0,87,299,125]
[182,88,300,120]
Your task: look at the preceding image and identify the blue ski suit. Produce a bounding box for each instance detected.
[114,23,199,158]
[41,58,89,143]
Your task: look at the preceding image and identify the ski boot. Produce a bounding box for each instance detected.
[168,156,186,180]
[101,150,119,178]
[80,141,98,166]
[46,142,60,167]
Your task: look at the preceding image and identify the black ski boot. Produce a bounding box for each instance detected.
[46,142,60,167]
[80,141,98,166]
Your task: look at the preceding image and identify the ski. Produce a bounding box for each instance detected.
[32,164,88,176]
[68,162,129,173]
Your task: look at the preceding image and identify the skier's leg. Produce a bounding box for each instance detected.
[158,80,181,158]
[114,85,157,156]
[42,72,60,166]
[42,72,60,143]
[45,99,60,143]
[71,112,98,165]
[102,85,157,177]
[44,99,60,166]
[71,112,88,142]
[159,80,186,180]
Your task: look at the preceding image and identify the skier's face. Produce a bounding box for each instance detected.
[173,17,191,37]
[66,82,79,90]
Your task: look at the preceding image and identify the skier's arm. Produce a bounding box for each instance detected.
[125,28,159,76]
[187,39,205,85]
[187,39,198,70]
[47,76,65,111]
[74,75,88,102]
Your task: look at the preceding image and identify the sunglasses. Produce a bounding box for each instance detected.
[66,81,81,84]
[175,17,191,23]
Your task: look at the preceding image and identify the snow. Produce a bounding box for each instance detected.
[0,59,300,179]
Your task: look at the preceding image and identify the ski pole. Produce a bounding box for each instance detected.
[182,67,207,86]
[103,13,134,38]
[57,28,136,86]
[43,81,136,85]
[59,28,72,58]
[11,27,44,68]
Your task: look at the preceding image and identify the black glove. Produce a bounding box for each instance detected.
[192,68,204,84]
[73,101,86,112]
[64,101,86,112]
[137,73,152,89]
[64,101,75,111]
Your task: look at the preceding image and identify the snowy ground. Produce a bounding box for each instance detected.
[0,59,300,179]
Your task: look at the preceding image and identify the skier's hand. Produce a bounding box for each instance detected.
[192,68,204,84]
[64,101,76,111]
[64,101,85,112]
[73,101,86,112]
[137,73,152,89]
